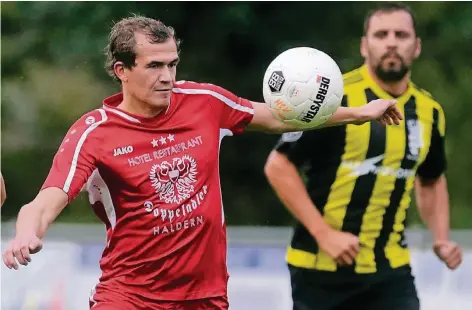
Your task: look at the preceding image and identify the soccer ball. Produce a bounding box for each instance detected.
[262,47,344,128]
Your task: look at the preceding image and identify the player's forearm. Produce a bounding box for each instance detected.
[321,107,366,127]
[415,175,450,242]
[16,188,68,239]
[264,151,330,238]
[248,102,366,134]
[16,203,47,239]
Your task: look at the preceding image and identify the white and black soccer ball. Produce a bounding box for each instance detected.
[262,47,344,128]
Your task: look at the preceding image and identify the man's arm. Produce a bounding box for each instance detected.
[247,99,402,133]
[1,173,6,207]
[264,150,360,265]
[17,188,69,240]
[2,188,68,270]
[415,175,449,242]
[415,174,461,270]
[414,105,461,270]
[2,110,104,270]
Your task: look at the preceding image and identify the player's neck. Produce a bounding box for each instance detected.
[118,94,165,118]
[367,65,410,97]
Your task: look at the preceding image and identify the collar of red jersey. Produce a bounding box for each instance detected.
[102,92,173,123]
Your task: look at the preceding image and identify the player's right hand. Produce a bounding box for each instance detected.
[2,234,43,270]
[316,229,360,266]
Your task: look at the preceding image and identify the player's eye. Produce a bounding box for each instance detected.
[395,31,410,39]
[147,62,163,69]
[374,31,388,38]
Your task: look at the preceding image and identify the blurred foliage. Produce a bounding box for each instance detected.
[1,2,471,228]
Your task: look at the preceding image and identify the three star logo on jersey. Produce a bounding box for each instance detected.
[149,154,198,204]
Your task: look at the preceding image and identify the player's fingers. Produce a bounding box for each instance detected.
[346,248,358,261]
[378,116,387,126]
[446,247,462,264]
[395,106,403,120]
[20,245,31,264]
[448,256,462,270]
[2,249,14,269]
[389,106,403,120]
[3,247,19,270]
[389,109,401,125]
[335,257,347,267]
[340,253,354,265]
[12,243,27,266]
[29,239,43,255]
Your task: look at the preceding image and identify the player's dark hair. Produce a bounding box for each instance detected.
[105,14,181,83]
[363,2,418,35]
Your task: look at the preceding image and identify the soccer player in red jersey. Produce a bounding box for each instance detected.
[3,16,402,310]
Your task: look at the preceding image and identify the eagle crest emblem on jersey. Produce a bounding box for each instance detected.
[149,154,198,204]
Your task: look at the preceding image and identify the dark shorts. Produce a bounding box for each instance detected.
[289,265,420,310]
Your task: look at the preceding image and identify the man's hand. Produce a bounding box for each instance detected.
[2,233,43,270]
[316,228,360,266]
[357,99,403,126]
[433,240,463,270]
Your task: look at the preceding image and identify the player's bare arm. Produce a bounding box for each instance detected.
[1,173,6,207]
[248,99,402,133]
[2,187,68,270]
[264,150,360,266]
[415,175,462,270]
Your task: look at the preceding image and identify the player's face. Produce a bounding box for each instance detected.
[361,10,421,82]
[124,32,179,110]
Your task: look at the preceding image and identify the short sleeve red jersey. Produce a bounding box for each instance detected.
[42,81,254,301]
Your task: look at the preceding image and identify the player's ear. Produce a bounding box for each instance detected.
[414,37,422,59]
[360,36,368,59]
[114,61,128,83]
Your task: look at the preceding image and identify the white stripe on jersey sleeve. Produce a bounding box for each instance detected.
[172,88,255,114]
[63,109,108,193]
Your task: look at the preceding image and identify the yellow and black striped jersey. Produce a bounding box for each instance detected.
[275,65,446,276]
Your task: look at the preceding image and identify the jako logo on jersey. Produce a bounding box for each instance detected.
[113,146,134,157]
[341,155,415,179]
[301,76,330,123]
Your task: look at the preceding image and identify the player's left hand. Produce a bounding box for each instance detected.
[433,240,463,270]
[357,99,403,126]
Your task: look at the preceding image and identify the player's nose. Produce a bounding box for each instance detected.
[385,32,398,48]
[159,67,172,83]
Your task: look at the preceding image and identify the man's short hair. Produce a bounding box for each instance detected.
[104,14,181,82]
[363,2,418,35]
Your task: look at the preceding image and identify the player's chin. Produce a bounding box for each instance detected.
[149,97,170,109]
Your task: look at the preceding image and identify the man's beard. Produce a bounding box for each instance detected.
[374,53,410,82]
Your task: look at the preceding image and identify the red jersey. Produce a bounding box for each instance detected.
[42,81,254,302]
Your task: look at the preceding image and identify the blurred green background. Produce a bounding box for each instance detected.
[1,1,471,228]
